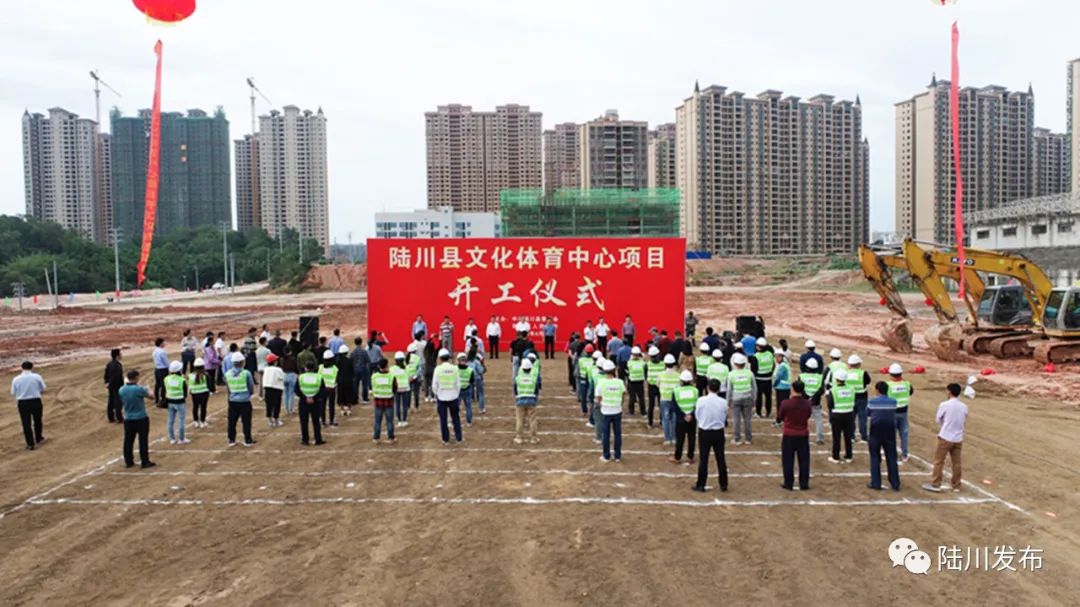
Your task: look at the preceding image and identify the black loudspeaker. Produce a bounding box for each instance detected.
[299,316,320,347]
[735,315,765,339]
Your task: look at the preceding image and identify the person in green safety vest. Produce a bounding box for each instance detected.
[827,369,857,463]
[189,357,211,429]
[319,350,339,427]
[575,343,596,418]
[887,363,915,463]
[823,348,848,391]
[390,352,411,428]
[706,349,729,399]
[457,353,477,426]
[432,348,463,445]
[694,342,713,396]
[751,337,775,418]
[595,359,625,462]
[293,360,325,446]
[589,351,607,441]
[799,357,825,445]
[626,346,647,418]
[671,370,698,464]
[513,358,542,444]
[163,360,189,445]
[725,353,757,446]
[645,346,664,429]
[657,354,681,446]
[846,354,871,443]
[405,343,423,412]
[371,358,397,444]
[224,352,256,447]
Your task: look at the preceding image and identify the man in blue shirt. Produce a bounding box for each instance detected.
[542,317,557,360]
[616,340,632,380]
[867,381,900,491]
[152,337,169,406]
[118,370,155,468]
[740,334,757,357]
[606,332,624,359]
[412,315,428,342]
[225,352,257,447]
[327,328,345,355]
[11,361,47,450]
[799,340,824,373]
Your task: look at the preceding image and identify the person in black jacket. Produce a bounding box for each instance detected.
[104,349,125,423]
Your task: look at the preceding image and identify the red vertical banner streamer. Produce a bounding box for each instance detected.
[137,39,163,288]
[949,22,966,299]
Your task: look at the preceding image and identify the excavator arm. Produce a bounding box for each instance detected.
[933,246,1053,328]
[901,240,960,324]
[857,245,908,318]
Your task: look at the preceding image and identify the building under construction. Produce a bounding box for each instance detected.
[499,189,679,237]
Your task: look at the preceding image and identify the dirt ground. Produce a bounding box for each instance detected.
[1,286,1078,606]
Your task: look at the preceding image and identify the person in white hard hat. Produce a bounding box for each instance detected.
[671,370,699,464]
[887,363,914,463]
[319,350,340,427]
[645,346,664,427]
[823,348,847,391]
[626,346,647,416]
[751,337,776,418]
[390,352,411,427]
[336,344,358,416]
[589,350,608,440]
[657,354,681,445]
[513,358,541,444]
[189,357,211,428]
[457,352,478,426]
[164,360,189,445]
[799,357,826,445]
[596,359,625,462]
[432,348,463,444]
[799,340,824,375]
[469,351,487,415]
[224,351,256,447]
[694,342,713,396]
[846,355,871,442]
[826,370,856,463]
[725,353,757,445]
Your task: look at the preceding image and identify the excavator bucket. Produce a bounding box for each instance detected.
[881,317,914,353]
[858,245,913,353]
[925,322,965,361]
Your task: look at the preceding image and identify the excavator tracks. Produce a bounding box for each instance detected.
[1034,340,1080,365]
[988,334,1038,359]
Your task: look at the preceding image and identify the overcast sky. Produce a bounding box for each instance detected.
[2,0,1077,244]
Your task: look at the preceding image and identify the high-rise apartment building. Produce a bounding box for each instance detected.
[110,108,232,240]
[256,106,329,249]
[647,123,677,189]
[1032,127,1069,197]
[21,108,103,241]
[579,110,648,190]
[895,78,1034,243]
[234,134,260,231]
[99,133,113,242]
[543,122,580,192]
[1067,58,1080,194]
[425,104,542,212]
[676,85,869,255]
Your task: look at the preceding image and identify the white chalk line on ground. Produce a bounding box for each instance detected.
[907,452,1028,515]
[279,429,795,440]
[25,495,1001,509]
[145,447,833,457]
[105,468,933,480]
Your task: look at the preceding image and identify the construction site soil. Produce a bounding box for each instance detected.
[0,279,1077,606]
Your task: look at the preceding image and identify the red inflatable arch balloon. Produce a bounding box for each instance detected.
[133,0,196,23]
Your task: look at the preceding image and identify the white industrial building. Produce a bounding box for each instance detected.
[374,207,501,239]
[967,192,1080,286]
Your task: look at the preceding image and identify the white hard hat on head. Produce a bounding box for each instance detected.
[712,349,723,359]
[631,346,642,355]
[593,351,602,359]
[775,351,786,359]
[395,351,405,360]
[806,358,819,370]
[663,354,676,365]
[603,359,617,372]
[830,348,842,359]
[679,370,694,382]
[648,346,660,356]
[756,337,767,346]
[700,342,710,352]
[889,363,903,375]
[527,352,537,360]
[734,342,743,350]
[521,359,533,370]
[194,357,205,367]
[338,345,349,354]
[847,354,862,365]
[407,343,417,353]
[438,348,450,358]
[835,370,848,382]
[168,361,182,373]
[231,352,245,363]
[457,352,466,360]
[322,350,335,360]
[805,340,816,349]
[732,353,748,365]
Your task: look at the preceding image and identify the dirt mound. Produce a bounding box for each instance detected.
[303,264,366,290]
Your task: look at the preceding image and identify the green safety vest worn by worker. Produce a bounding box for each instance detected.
[754,351,775,376]
[658,369,680,400]
[164,374,186,400]
[827,361,848,384]
[695,355,713,377]
[729,368,754,396]
[674,385,698,414]
[589,363,604,386]
[830,384,856,413]
[849,369,867,394]
[627,359,646,382]
[320,364,338,389]
[458,365,473,388]
[888,379,912,411]
[435,362,458,388]
[188,373,209,395]
[516,371,537,397]
[298,372,322,397]
[371,371,394,399]
[226,370,250,394]
[390,365,410,393]
[707,361,729,384]
[578,357,595,380]
[597,377,625,410]
[405,356,420,378]
[801,372,824,397]
[646,360,665,386]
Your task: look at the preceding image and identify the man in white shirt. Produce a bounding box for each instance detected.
[432,349,463,445]
[923,383,968,493]
[486,317,502,359]
[463,318,479,345]
[514,317,531,335]
[11,361,47,450]
[583,321,596,344]
[595,317,610,350]
[693,379,729,492]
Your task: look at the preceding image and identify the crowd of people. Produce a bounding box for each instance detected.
[11,312,969,495]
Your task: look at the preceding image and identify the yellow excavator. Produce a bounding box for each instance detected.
[1037,286,1080,363]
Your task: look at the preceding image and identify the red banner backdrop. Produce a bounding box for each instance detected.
[367,238,686,351]
[136,40,163,287]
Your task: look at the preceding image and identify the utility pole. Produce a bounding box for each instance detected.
[53,261,59,308]
[11,282,25,311]
[299,232,305,265]
[44,267,52,305]
[266,248,271,284]
[230,253,236,294]
[194,265,200,292]
[111,227,122,298]
[221,221,230,287]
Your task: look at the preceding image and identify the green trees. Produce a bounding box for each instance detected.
[0,216,324,296]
